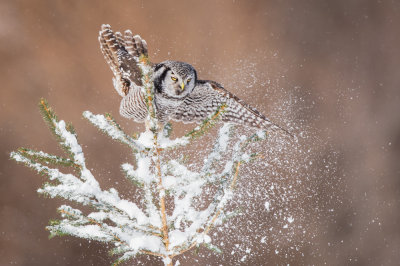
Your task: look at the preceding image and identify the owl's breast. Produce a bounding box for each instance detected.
[154,94,186,122]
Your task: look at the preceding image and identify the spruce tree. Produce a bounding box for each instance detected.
[11,53,267,266]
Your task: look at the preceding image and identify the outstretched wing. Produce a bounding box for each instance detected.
[98,24,149,96]
[99,25,151,122]
[171,80,292,136]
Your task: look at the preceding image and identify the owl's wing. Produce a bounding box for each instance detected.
[171,80,292,137]
[99,24,149,96]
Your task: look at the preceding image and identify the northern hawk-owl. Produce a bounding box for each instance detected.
[99,25,291,136]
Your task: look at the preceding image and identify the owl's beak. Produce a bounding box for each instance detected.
[180,82,185,90]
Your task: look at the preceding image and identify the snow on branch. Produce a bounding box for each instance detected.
[83,111,146,152]
[10,55,268,266]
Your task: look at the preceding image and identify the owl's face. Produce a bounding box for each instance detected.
[154,61,197,98]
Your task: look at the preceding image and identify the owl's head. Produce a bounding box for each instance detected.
[153,60,197,98]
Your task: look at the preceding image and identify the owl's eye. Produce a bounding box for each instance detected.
[171,77,178,82]
[187,78,192,83]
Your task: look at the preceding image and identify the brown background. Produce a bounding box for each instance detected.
[1,0,400,265]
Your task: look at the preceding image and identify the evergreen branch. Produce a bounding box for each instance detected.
[158,135,190,149]
[112,253,136,266]
[51,206,165,258]
[229,161,241,190]
[15,148,80,169]
[142,182,161,230]
[11,43,276,265]
[138,53,174,265]
[39,98,80,161]
[240,130,268,151]
[138,53,174,262]
[14,97,261,264]
[203,161,241,236]
[203,242,222,254]
[10,150,62,180]
[171,159,241,258]
[12,148,150,230]
[163,122,172,138]
[112,249,166,266]
[153,134,170,252]
[83,111,145,153]
[139,54,151,65]
[56,206,129,246]
[109,245,131,256]
[121,163,144,187]
[219,209,242,224]
[201,123,234,179]
[38,98,58,133]
[139,55,158,132]
[185,104,227,139]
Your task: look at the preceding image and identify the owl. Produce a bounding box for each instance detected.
[99,24,292,136]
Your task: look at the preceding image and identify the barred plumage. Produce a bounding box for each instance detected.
[99,24,148,121]
[99,25,292,136]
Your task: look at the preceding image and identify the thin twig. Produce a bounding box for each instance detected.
[171,161,241,258]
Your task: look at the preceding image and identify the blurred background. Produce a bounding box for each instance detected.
[1,0,399,265]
